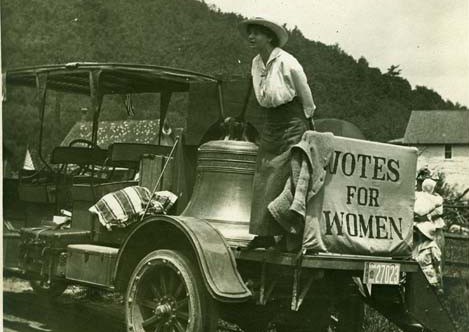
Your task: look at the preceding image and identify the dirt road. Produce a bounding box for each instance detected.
[2,277,242,332]
[3,277,125,332]
[4,276,468,332]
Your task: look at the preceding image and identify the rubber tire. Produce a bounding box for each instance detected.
[29,279,68,298]
[125,249,218,332]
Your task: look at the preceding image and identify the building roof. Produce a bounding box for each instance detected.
[403,110,469,144]
[61,119,174,148]
[388,137,404,144]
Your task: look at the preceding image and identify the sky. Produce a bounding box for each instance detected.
[206,0,469,107]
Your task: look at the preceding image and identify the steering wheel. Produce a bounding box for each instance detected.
[68,138,99,149]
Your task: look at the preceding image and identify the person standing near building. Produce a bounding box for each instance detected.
[413,178,445,291]
[238,17,316,249]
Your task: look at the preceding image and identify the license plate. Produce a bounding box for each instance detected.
[363,262,400,285]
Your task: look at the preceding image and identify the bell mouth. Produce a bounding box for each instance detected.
[207,219,255,246]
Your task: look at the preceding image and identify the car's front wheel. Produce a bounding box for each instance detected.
[125,249,218,332]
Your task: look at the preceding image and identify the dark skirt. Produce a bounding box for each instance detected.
[249,98,309,236]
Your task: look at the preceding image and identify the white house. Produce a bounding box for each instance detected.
[400,110,469,189]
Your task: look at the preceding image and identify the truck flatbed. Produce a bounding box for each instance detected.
[233,248,419,272]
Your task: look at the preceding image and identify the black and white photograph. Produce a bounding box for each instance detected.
[1,1,469,332]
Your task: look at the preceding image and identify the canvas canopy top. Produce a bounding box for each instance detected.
[4,62,218,95]
[3,62,223,171]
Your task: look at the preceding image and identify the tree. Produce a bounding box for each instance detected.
[2,0,466,170]
[386,64,402,77]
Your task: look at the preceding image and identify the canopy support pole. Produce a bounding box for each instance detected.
[216,81,225,120]
[35,73,53,172]
[157,91,172,145]
[89,70,103,145]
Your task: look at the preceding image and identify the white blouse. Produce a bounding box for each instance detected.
[251,47,316,118]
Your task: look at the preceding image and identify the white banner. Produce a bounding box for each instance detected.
[304,137,417,256]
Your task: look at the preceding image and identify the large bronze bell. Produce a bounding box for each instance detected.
[181,140,258,244]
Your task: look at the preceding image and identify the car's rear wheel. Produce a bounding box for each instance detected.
[126,249,218,332]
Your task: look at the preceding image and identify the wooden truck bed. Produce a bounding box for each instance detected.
[233,248,419,273]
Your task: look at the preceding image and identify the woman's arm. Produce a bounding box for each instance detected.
[289,63,316,118]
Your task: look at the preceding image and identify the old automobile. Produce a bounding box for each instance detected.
[3,63,467,332]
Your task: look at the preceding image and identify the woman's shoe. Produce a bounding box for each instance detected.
[246,236,276,250]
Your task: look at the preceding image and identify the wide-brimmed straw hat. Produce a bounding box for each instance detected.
[415,221,437,240]
[239,17,289,47]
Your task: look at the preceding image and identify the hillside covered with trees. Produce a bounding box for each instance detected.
[2,0,465,170]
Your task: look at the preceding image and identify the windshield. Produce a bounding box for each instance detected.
[2,86,187,174]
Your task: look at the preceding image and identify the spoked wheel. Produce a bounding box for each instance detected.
[126,250,218,332]
[29,278,68,298]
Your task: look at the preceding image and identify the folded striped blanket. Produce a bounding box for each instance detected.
[89,186,177,230]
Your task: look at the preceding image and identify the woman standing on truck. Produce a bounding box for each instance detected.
[238,17,316,249]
